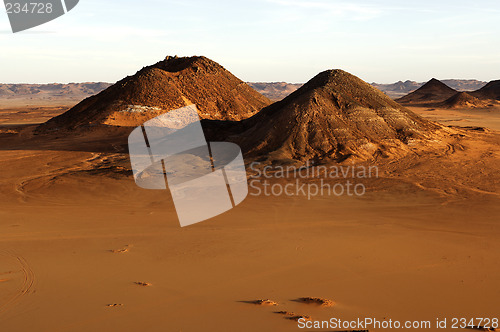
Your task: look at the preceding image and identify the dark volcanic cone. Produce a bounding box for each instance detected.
[211,70,444,162]
[441,92,489,109]
[471,80,500,101]
[38,56,271,132]
[396,78,457,105]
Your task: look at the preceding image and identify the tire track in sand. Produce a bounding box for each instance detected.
[14,152,103,202]
[0,250,36,316]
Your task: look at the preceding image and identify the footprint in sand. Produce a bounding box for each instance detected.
[242,299,311,322]
[242,296,336,323]
[109,245,132,254]
[293,297,334,307]
[241,299,278,306]
[274,311,311,321]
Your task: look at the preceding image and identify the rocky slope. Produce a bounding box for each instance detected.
[37,56,271,132]
[206,70,445,163]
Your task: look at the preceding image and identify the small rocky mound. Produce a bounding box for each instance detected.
[396,78,457,105]
[441,92,489,109]
[471,79,500,101]
[38,56,271,132]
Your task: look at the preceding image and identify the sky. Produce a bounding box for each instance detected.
[1,0,499,84]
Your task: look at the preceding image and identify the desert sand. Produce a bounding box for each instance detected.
[0,106,70,127]
[0,104,499,331]
[410,106,500,132]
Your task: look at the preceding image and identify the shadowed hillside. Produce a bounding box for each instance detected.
[396,78,457,105]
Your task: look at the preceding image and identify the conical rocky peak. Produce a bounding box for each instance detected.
[38,56,271,132]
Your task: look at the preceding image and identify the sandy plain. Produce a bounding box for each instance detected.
[0,105,499,332]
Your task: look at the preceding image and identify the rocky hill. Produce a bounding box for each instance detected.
[251,79,488,101]
[440,92,489,109]
[396,78,458,105]
[471,80,500,101]
[37,56,271,132]
[207,70,444,163]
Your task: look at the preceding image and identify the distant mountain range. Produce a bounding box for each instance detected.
[0,82,111,99]
[395,78,458,105]
[394,78,500,108]
[0,79,490,106]
[247,82,304,101]
[372,79,487,99]
[249,80,488,101]
[0,83,113,108]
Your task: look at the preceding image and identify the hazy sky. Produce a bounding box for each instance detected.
[1,0,499,84]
